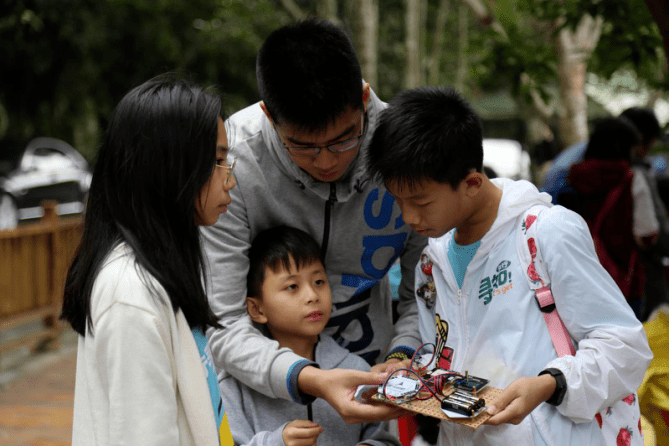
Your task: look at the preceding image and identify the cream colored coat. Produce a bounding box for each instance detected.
[71,243,220,446]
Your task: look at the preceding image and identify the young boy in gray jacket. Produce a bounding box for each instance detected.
[220,226,401,446]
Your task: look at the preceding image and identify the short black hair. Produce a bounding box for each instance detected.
[256,18,363,131]
[247,226,324,298]
[620,107,661,146]
[367,86,483,190]
[585,117,639,161]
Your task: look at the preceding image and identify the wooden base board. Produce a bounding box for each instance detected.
[373,385,504,430]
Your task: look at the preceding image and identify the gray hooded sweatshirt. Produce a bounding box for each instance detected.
[202,88,427,403]
[221,335,402,446]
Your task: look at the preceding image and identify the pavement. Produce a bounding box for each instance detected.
[0,326,77,446]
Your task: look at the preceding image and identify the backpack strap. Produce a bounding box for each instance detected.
[516,205,576,358]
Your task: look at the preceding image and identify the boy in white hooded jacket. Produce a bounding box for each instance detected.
[366,86,653,445]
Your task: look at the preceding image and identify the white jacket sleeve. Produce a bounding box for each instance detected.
[538,207,653,422]
[201,161,306,402]
[95,302,180,445]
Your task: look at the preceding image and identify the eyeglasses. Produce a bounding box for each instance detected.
[215,156,236,185]
[276,114,366,158]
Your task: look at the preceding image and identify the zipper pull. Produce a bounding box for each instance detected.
[328,183,337,203]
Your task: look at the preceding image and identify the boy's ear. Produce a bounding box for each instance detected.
[464,172,484,197]
[259,101,274,125]
[362,83,371,113]
[246,297,268,324]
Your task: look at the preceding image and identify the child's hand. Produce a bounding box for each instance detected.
[371,358,412,375]
[282,420,323,446]
[484,374,556,426]
[298,366,408,423]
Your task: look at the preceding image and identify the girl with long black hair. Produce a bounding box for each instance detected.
[61,74,236,445]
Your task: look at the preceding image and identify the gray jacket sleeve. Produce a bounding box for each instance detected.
[220,376,287,446]
[358,421,403,446]
[202,167,307,402]
[389,229,427,355]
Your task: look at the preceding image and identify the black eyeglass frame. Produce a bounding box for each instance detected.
[275,112,368,158]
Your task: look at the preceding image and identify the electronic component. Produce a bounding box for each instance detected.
[452,372,489,394]
[450,390,486,407]
[372,344,494,422]
[441,391,486,418]
[378,376,421,401]
[412,353,433,369]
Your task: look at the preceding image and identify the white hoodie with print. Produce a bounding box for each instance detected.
[416,178,652,446]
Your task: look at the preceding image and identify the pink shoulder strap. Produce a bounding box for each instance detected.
[535,286,576,357]
[517,206,576,357]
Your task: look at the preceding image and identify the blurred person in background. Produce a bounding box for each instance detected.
[622,107,669,321]
[560,117,658,320]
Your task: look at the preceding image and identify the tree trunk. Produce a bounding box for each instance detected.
[455,3,469,92]
[460,0,507,38]
[318,0,340,24]
[0,102,8,141]
[357,0,379,88]
[555,14,603,147]
[405,0,422,88]
[428,0,450,86]
[279,0,306,20]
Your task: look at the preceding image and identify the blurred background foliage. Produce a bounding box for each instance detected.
[0,0,667,165]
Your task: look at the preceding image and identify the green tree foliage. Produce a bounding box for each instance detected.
[2,0,665,162]
[0,0,291,161]
[373,0,495,101]
[476,0,665,104]
[525,0,664,83]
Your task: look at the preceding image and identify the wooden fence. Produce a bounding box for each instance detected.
[0,202,82,354]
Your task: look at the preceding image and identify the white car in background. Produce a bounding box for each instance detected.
[0,137,91,229]
[482,138,532,181]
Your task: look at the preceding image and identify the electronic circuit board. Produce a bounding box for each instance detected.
[362,367,502,430]
[371,380,503,429]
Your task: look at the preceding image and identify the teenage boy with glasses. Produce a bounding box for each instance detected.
[201,18,427,423]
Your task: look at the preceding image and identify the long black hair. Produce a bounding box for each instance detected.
[61,73,223,335]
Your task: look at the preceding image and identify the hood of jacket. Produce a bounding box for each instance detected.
[256,86,386,203]
[429,179,552,273]
[479,178,553,249]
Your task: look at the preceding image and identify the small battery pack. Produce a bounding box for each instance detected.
[441,391,486,418]
[441,398,476,417]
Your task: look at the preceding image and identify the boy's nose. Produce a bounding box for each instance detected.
[312,148,338,170]
[304,286,320,303]
[401,206,420,226]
